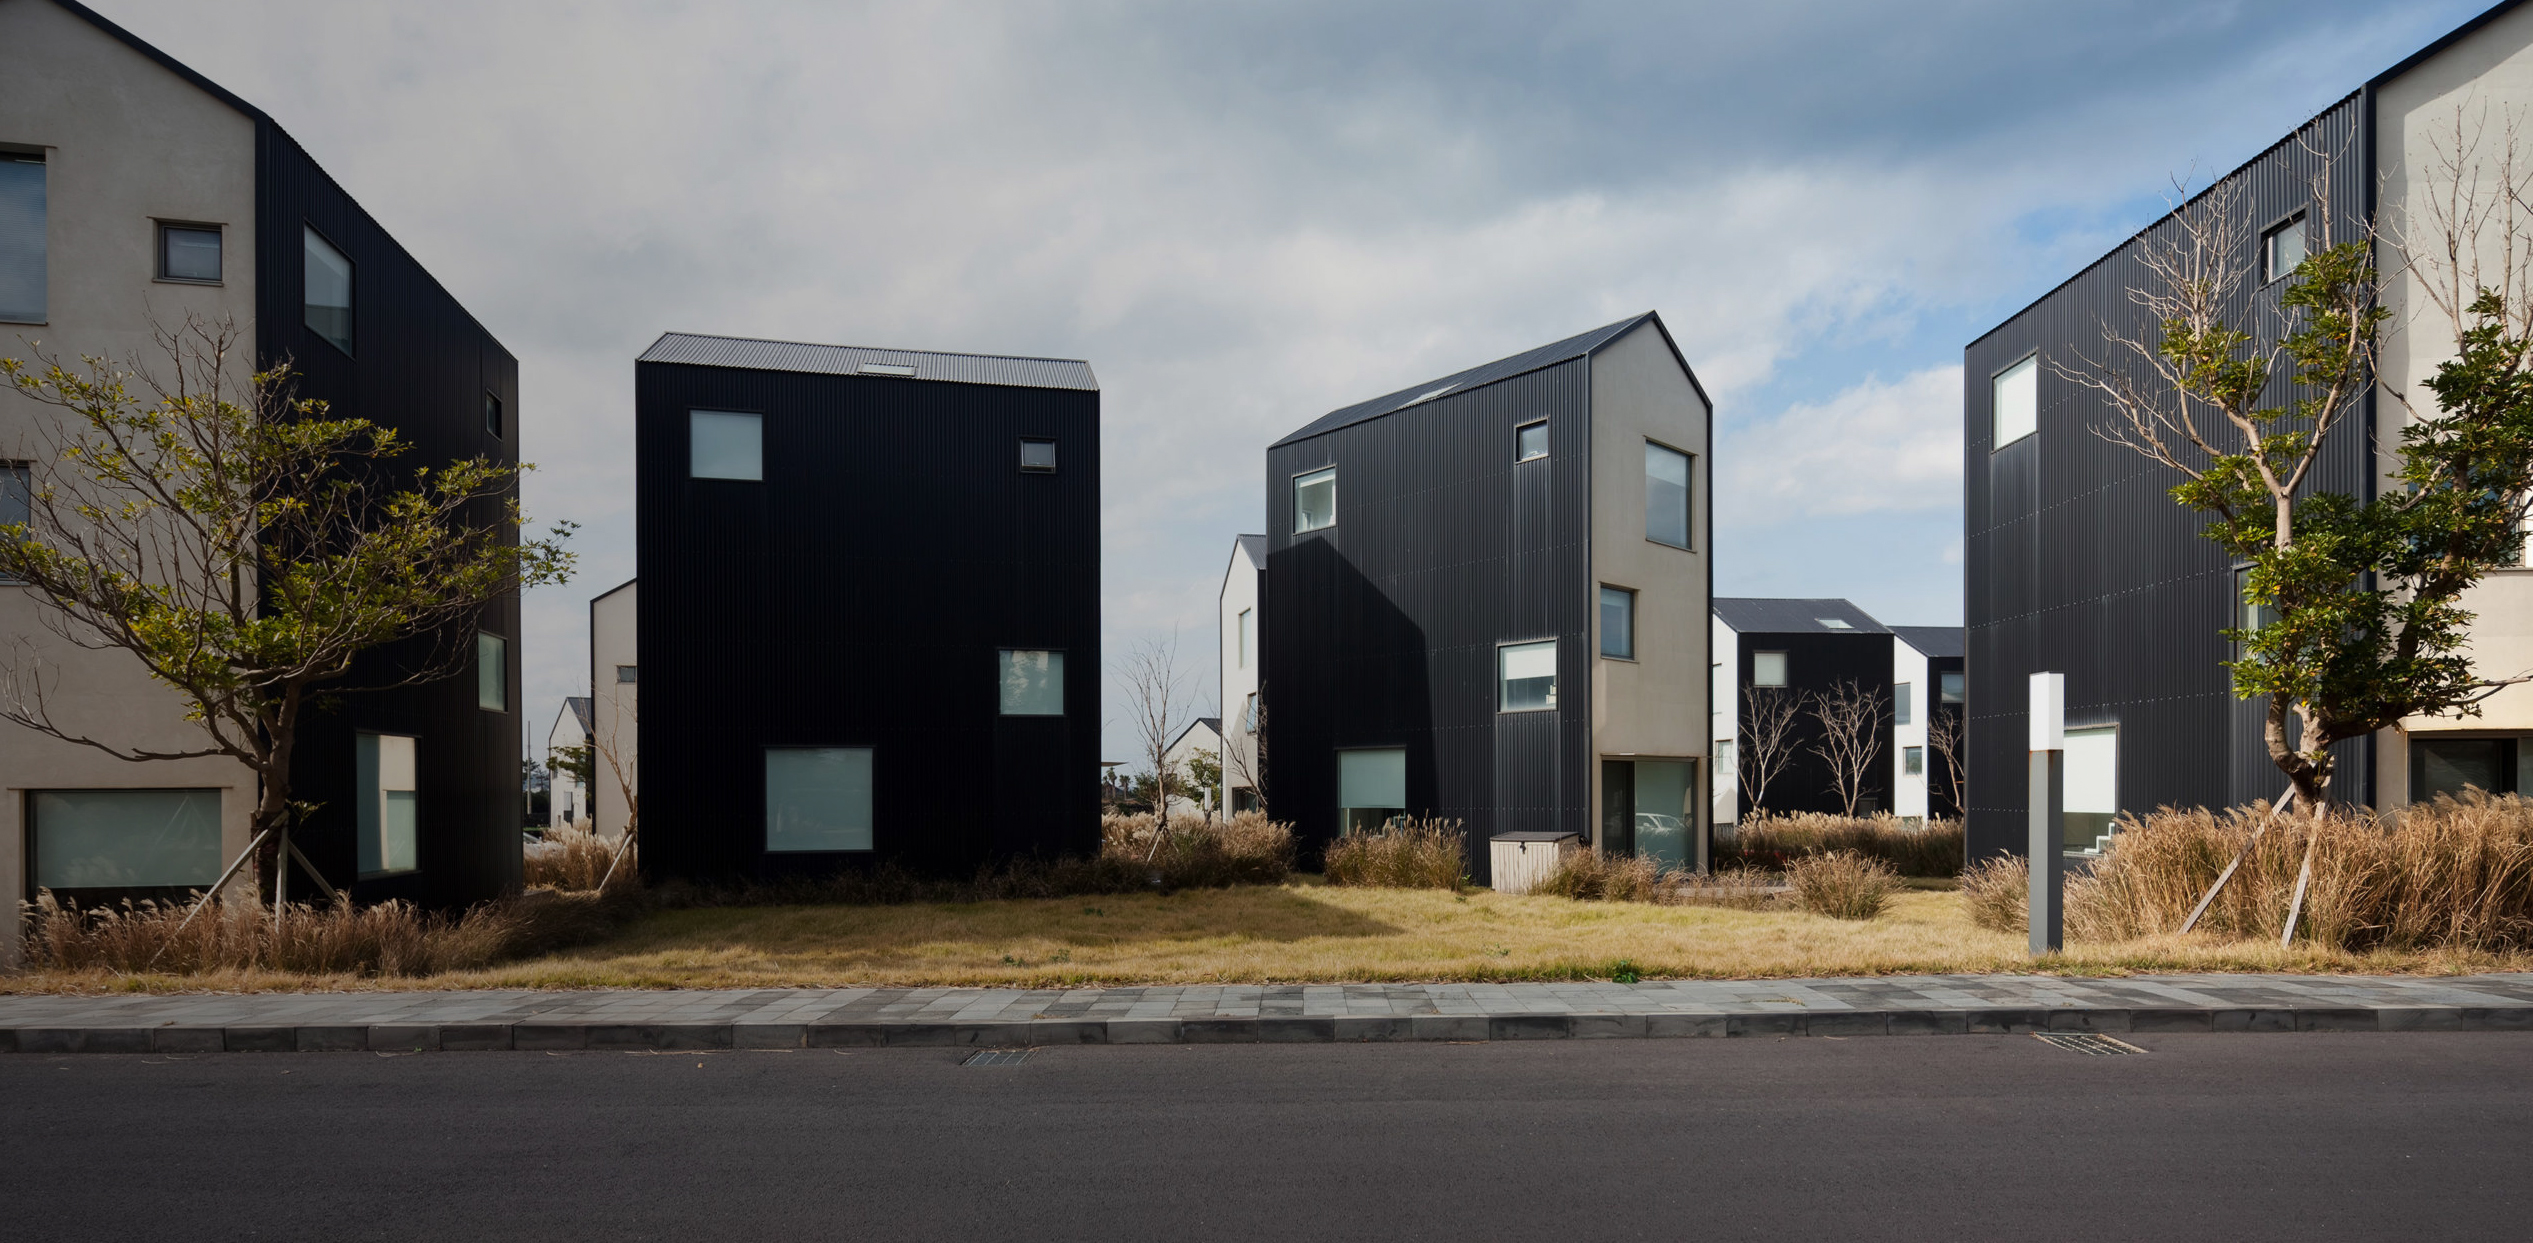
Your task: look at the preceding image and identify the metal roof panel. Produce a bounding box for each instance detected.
[639,332,1098,391]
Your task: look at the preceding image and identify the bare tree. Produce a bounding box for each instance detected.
[1736,685,1804,818]
[1116,631,1188,857]
[1222,684,1267,816]
[1925,707,1967,820]
[587,691,639,889]
[1808,679,1887,816]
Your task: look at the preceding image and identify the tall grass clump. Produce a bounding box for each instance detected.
[524,827,630,891]
[1324,817,1469,890]
[1536,851,1787,909]
[2066,794,2533,949]
[1959,854,2029,933]
[1720,813,1963,877]
[19,888,631,977]
[1788,851,1900,920]
[1100,811,1295,888]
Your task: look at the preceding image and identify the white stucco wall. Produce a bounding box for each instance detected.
[545,702,589,831]
[588,580,639,842]
[1588,321,1712,865]
[1710,615,1739,826]
[1890,637,1930,820]
[1217,538,1262,808]
[1,0,264,963]
[2374,3,2533,803]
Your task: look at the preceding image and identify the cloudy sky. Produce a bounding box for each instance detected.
[94,0,2488,761]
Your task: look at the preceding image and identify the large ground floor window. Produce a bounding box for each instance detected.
[29,788,222,892]
[766,746,874,852]
[1599,759,1697,869]
[2063,726,2118,853]
[2411,734,2533,803]
[1338,747,1406,835]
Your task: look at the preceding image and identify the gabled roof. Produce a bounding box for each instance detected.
[1891,625,1965,659]
[1169,717,1224,754]
[1236,534,1266,564]
[639,332,1098,391]
[1271,312,1701,448]
[49,1,266,123]
[1712,598,1890,636]
[565,696,593,733]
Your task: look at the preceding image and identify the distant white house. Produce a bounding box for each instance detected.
[588,578,638,842]
[1164,717,1224,819]
[1889,625,1965,824]
[1218,534,1264,812]
[546,697,592,831]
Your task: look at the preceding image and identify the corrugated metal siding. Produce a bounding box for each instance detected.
[636,363,1101,880]
[254,122,525,909]
[1723,630,1898,816]
[1962,94,2371,863]
[1262,359,1593,882]
[1272,315,1647,447]
[640,333,1097,392]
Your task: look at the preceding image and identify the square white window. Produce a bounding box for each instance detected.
[2263,214,2306,284]
[29,788,222,890]
[477,632,507,712]
[1895,682,1913,726]
[1294,467,1336,533]
[158,223,221,283]
[1499,639,1558,712]
[1,153,46,324]
[999,649,1064,715]
[1645,441,1691,548]
[357,733,420,876]
[1752,650,1788,687]
[1939,670,1964,703]
[1903,745,1924,776]
[303,225,354,354]
[690,410,762,480]
[1992,355,2037,448]
[1600,586,1635,659]
[1515,420,1548,462]
[1020,439,1056,473]
[765,746,874,852]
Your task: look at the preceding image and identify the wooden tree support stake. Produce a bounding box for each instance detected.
[2179,786,2294,935]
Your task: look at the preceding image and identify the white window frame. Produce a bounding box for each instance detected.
[1992,354,2037,448]
[1293,467,1337,534]
[1498,639,1558,713]
[1515,419,1549,462]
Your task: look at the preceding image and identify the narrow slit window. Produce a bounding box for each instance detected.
[1895,683,1913,726]
[357,733,420,876]
[158,224,222,283]
[1,153,47,324]
[1600,586,1635,659]
[1294,467,1336,533]
[303,226,354,354]
[1237,608,1253,668]
[1,460,28,583]
[477,632,508,712]
[483,391,504,439]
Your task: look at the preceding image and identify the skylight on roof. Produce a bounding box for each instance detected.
[1818,618,1853,630]
[1398,383,1459,409]
[859,362,916,376]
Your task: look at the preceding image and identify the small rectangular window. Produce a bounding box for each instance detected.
[1020,438,1056,473]
[2263,214,2307,284]
[999,649,1064,715]
[1752,651,1788,687]
[1939,670,1964,703]
[477,632,508,712]
[158,223,222,283]
[1,460,29,579]
[1903,746,1924,776]
[29,789,222,890]
[1294,467,1336,533]
[1242,692,1258,733]
[1499,639,1558,712]
[1600,586,1635,659]
[765,746,874,852]
[1993,355,2037,447]
[1515,420,1548,462]
[483,391,504,439]
[1645,442,1690,548]
[1895,682,1913,726]
[1339,747,1407,835]
[0,153,46,324]
[357,733,420,876]
[303,226,354,354]
[1237,608,1253,669]
[615,664,639,684]
[690,410,763,480]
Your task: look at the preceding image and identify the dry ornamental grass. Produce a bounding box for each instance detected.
[1788,851,1901,920]
[1720,813,1963,877]
[524,828,629,892]
[19,888,628,978]
[1534,851,1785,910]
[1322,818,1469,890]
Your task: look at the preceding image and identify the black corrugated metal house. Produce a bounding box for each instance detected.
[1962,0,2533,862]
[3,0,526,916]
[634,333,1101,880]
[1260,313,1714,883]
[1709,599,1896,821]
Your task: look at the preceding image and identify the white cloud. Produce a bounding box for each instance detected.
[1725,367,1964,519]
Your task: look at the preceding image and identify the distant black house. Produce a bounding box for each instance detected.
[1710,599,1896,820]
[634,334,1101,880]
[1261,313,1715,882]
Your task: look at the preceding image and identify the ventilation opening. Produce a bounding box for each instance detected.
[2033,1033,2145,1055]
[859,362,916,376]
[962,1048,1030,1066]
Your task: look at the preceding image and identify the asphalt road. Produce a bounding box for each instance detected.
[4,1033,2527,1241]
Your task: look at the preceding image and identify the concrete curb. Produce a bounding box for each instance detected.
[6,1005,2529,1053]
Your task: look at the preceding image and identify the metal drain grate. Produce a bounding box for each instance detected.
[2034,1033,2147,1056]
[962,1048,1031,1066]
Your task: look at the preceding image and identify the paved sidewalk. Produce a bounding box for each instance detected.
[4,973,2530,1053]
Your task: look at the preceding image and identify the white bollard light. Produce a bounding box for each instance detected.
[2028,672,2065,954]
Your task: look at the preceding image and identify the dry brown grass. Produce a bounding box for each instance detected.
[17,887,630,978]
[1789,851,1901,920]
[1534,852,1787,911]
[1960,854,2029,933]
[1721,813,1963,877]
[1324,817,1468,890]
[1100,812,1294,888]
[524,828,628,892]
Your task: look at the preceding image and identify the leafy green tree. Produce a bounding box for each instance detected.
[2072,147,2533,808]
[1,318,575,900]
